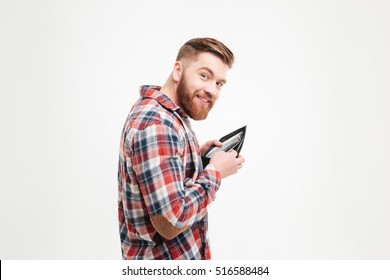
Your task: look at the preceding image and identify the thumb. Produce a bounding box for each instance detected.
[212,140,223,147]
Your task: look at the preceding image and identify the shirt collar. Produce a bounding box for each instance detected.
[140,85,189,118]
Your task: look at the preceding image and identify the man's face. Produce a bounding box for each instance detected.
[176,52,229,120]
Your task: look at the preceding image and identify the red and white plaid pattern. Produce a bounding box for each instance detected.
[118,85,221,259]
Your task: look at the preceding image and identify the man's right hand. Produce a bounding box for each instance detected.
[209,150,245,179]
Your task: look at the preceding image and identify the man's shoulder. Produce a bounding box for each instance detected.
[128,96,182,132]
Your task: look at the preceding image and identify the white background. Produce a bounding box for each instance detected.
[1,0,389,259]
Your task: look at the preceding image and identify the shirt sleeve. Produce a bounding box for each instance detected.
[130,123,221,229]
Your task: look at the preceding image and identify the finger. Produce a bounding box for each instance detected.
[236,155,245,163]
[229,150,238,157]
[213,140,223,147]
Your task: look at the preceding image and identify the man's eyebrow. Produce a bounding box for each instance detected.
[199,67,227,84]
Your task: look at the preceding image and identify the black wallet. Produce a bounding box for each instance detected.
[201,125,247,168]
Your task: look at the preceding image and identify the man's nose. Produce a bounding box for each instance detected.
[204,83,218,97]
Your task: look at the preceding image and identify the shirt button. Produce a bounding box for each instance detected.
[201,226,206,231]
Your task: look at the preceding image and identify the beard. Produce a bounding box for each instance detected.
[176,75,214,120]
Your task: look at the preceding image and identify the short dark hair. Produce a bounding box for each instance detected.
[176,37,234,68]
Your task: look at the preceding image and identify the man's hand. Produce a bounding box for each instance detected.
[210,150,245,179]
[200,139,223,156]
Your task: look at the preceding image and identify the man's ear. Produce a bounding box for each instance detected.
[172,61,183,82]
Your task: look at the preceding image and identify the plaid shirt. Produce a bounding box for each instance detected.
[118,85,221,260]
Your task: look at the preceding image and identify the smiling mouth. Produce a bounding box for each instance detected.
[196,95,210,105]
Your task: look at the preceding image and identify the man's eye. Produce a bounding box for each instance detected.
[216,82,224,87]
[201,74,209,80]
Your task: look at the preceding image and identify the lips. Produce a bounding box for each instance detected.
[196,95,210,105]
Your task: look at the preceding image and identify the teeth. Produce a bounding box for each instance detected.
[198,96,209,103]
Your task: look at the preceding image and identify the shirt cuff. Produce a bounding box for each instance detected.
[204,163,221,188]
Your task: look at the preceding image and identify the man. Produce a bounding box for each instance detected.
[118,38,245,260]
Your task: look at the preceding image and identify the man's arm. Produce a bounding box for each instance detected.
[131,123,221,235]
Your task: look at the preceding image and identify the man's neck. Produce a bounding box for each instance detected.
[160,76,178,105]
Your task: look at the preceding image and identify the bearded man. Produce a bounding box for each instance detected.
[118,38,245,260]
